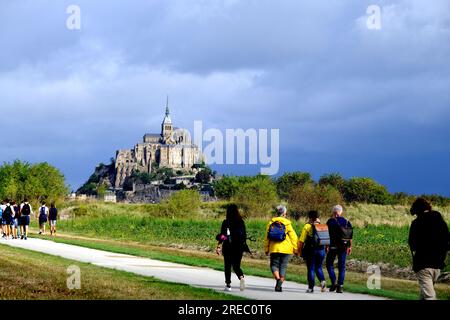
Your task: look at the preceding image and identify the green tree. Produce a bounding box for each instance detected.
[96,183,108,198]
[276,172,313,200]
[212,176,240,199]
[231,175,278,218]
[0,160,68,205]
[318,173,346,194]
[289,183,343,218]
[195,167,212,184]
[343,177,392,204]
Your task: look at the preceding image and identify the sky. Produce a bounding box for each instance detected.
[0,0,449,195]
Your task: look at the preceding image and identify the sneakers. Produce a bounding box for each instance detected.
[306,288,314,293]
[336,286,343,293]
[239,277,245,291]
[20,235,24,240]
[275,279,283,292]
[320,281,327,292]
[24,236,28,240]
[224,285,232,292]
[329,284,337,292]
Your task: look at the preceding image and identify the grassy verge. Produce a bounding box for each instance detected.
[34,232,450,300]
[56,212,449,272]
[0,243,242,300]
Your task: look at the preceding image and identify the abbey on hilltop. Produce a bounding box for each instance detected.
[114,99,204,189]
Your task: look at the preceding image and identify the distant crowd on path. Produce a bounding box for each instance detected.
[216,198,449,300]
[0,199,58,240]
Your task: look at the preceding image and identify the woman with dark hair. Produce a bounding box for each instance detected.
[297,210,327,293]
[216,204,250,292]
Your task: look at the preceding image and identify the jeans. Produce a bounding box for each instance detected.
[223,250,244,285]
[270,253,291,278]
[306,248,326,289]
[326,248,347,286]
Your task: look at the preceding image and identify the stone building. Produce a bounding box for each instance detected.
[114,102,204,189]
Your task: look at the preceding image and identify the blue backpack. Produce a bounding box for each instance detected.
[268,221,286,241]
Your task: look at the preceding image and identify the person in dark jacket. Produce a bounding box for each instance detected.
[325,204,353,293]
[408,198,449,300]
[48,203,58,236]
[216,204,250,292]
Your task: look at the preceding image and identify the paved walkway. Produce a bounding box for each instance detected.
[0,238,385,300]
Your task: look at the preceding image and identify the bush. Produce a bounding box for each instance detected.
[195,167,212,184]
[318,173,346,194]
[391,192,414,206]
[212,176,239,199]
[343,177,392,205]
[288,183,344,219]
[213,175,262,199]
[276,172,313,200]
[231,175,278,218]
[419,194,450,208]
[163,190,201,217]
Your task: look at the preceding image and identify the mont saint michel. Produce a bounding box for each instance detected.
[114,102,205,189]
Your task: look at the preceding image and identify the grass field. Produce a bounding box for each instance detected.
[0,243,241,300]
[56,202,450,271]
[21,201,449,300]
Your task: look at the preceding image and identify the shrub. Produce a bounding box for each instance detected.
[212,176,239,199]
[391,192,414,206]
[213,175,262,199]
[288,183,344,219]
[276,172,313,200]
[163,190,201,217]
[419,194,450,208]
[195,167,212,184]
[231,175,278,218]
[343,177,392,205]
[318,173,346,194]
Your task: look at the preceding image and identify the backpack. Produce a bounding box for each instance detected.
[268,221,286,242]
[22,203,31,216]
[40,206,47,217]
[310,223,330,246]
[14,205,21,218]
[4,205,13,217]
[336,219,353,247]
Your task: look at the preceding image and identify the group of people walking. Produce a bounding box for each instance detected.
[0,199,58,240]
[216,203,353,294]
[216,198,449,300]
[263,204,353,294]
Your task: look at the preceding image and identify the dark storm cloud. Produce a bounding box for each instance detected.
[0,0,449,194]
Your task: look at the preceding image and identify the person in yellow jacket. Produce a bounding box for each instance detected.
[263,205,298,292]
